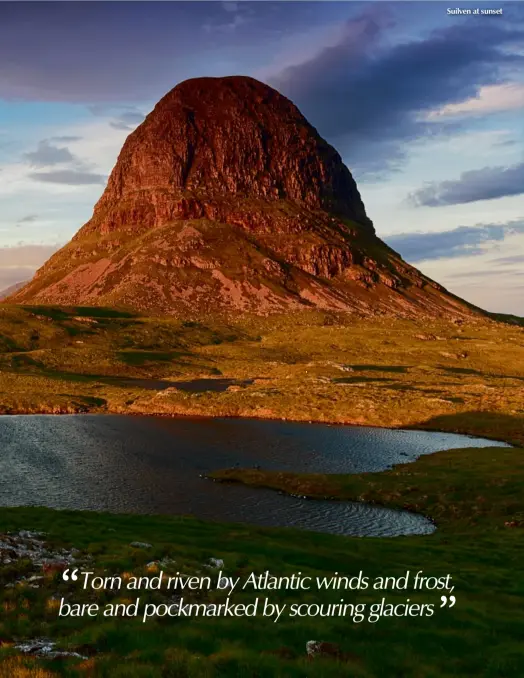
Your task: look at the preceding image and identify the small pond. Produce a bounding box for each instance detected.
[0,415,508,537]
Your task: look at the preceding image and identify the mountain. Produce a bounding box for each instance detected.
[0,280,27,300]
[11,76,474,319]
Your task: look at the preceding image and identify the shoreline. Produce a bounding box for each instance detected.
[0,406,516,447]
[0,407,515,537]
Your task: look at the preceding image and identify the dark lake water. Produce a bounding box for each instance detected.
[0,415,508,537]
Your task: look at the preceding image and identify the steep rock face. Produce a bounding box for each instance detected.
[86,76,372,235]
[11,76,475,319]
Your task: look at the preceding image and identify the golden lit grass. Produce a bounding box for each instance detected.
[0,658,56,678]
[0,306,523,446]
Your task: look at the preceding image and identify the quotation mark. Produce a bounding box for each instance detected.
[62,568,79,582]
[440,595,456,608]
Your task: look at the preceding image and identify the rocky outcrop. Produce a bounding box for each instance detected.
[85,76,373,233]
[10,76,477,319]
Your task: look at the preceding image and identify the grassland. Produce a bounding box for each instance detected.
[0,303,523,676]
[0,304,523,444]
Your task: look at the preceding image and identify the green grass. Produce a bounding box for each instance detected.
[0,451,523,678]
[211,445,524,531]
[0,305,523,675]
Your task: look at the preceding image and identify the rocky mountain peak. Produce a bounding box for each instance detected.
[93,75,372,231]
[9,76,474,320]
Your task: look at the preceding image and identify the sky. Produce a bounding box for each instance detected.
[0,1,523,314]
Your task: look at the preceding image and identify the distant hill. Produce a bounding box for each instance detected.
[0,280,27,300]
[12,76,477,320]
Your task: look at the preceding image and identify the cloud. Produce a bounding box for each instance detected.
[496,139,517,148]
[0,3,238,102]
[446,267,524,279]
[28,170,106,186]
[88,105,117,116]
[386,219,524,262]
[109,111,145,131]
[88,105,145,131]
[203,8,249,34]
[50,136,82,143]
[271,8,524,177]
[23,135,109,186]
[409,162,524,206]
[16,215,38,225]
[24,140,75,168]
[424,83,524,119]
[490,254,524,266]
